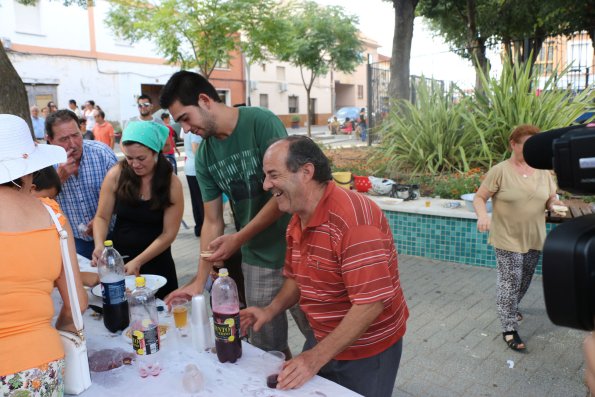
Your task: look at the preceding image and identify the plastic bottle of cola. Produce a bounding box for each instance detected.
[211,268,242,363]
[97,240,129,332]
[129,276,161,377]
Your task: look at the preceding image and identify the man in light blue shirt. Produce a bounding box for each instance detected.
[30,105,45,141]
[46,109,118,258]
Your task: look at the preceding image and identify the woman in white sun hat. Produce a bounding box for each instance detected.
[0,114,87,396]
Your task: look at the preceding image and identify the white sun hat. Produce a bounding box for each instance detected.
[0,114,66,184]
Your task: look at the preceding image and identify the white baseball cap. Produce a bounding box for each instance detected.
[0,114,66,184]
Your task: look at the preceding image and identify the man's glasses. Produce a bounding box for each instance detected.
[138,103,151,108]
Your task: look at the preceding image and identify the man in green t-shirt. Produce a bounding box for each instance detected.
[160,71,311,355]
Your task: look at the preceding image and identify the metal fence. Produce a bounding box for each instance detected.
[366,60,390,145]
[366,61,450,145]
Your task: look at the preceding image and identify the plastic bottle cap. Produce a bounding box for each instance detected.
[218,268,229,277]
[136,276,146,287]
[104,240,113,247]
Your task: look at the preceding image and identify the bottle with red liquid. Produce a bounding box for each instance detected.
[211,268,242,363]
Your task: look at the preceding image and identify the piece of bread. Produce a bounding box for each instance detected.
[552,204,568,216]
[200,251,213,259]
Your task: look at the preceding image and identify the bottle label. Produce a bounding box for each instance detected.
[132,323,160,355]
[213,312,240,343]
[101,279,127,305]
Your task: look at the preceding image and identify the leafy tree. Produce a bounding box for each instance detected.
[418,0,498,92]
[547,0,595,53]
[278,1,362,137]
[418,0,574,92]
[105,0,288,79]
[386,0,419,101]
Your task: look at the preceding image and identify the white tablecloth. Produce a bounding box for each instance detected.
[65,292,361,397]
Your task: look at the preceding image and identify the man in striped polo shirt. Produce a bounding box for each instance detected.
[241,136,409,397]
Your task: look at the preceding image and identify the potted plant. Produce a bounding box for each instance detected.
[290,115,300,129]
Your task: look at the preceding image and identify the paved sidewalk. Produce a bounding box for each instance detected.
[170,142,586,397]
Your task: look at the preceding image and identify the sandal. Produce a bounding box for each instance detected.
[503,331,526,351]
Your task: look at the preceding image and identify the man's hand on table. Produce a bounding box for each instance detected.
[276,349,326,390]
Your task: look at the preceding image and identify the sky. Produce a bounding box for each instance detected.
[313,0,501,89]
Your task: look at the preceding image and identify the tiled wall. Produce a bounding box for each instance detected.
[384,210,557,274]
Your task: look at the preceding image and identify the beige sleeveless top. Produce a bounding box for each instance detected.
[482,160,556,253]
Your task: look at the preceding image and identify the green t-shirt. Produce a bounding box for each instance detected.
[195,106,290,269]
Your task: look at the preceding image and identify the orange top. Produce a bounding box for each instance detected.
[0,198,65,375]
[93,122,115,147]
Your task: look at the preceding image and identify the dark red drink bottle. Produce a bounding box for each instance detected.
[211,268,242,363]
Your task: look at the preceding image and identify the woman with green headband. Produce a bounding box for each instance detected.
[92,121,184,299]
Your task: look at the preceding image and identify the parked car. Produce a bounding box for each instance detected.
[327,107,361,129]
[575,110,595,124]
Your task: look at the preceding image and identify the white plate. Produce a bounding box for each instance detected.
[91,274,167,298]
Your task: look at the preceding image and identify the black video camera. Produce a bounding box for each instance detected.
[524,125,595,330]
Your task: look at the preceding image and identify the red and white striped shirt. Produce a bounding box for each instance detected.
[284,182,408,360]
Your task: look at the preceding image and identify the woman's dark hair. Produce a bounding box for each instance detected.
[32,166,62,195]
[284,135,332,183]
[160,71,222,108]
[116,143,173,210]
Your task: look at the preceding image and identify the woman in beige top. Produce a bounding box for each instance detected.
[474,124,563,352]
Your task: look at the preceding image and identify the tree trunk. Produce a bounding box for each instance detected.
[389,0,418,102]
[0,42,33,135]
[299,66,315,137]
[465,0,489,93]
[472,40,489,91]
[527,32,544,78]
[306,87,311,137]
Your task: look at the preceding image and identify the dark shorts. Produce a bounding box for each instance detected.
[305,334,403,397]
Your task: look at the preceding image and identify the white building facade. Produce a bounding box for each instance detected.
[2,0,194,126]
[2,0,380,127]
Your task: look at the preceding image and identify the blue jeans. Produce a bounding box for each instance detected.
[305,334,403,397]
[75,238,95,259]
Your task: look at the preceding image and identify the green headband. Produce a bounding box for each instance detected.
[122,121,169,153]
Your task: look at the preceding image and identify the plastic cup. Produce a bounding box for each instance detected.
[425,200,431,208]
[182,363,204,393]
[171,298,190,336]
[262,350,285,389]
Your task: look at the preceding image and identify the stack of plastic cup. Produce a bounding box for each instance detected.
[190,294,214,351]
